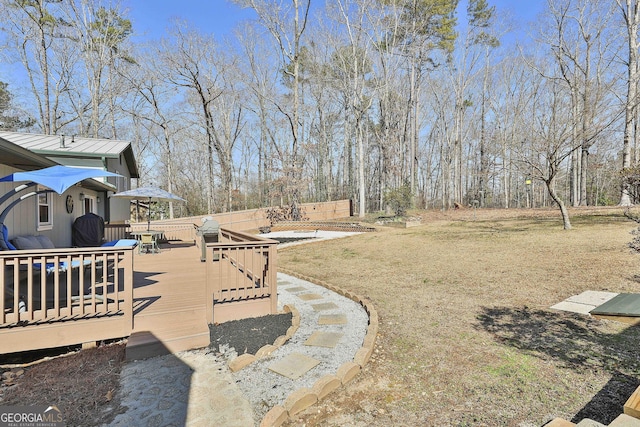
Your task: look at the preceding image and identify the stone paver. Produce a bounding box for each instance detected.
[297,293,323,301]
[108,264,371,427]
[267,353,321,380]
[318,313,348,325]
[304,331,343,348]
[311,302,340,311]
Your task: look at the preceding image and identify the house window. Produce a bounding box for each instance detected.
[115,170,128,192]
[36,189,53,231]
[83,195,96,214]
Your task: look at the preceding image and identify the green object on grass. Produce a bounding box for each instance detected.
[590,293,640,317]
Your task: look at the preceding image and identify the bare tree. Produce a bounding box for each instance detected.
[234,0,311,218]
[65,0,133,138]
[541,0,619,207]
[615,0,639,206]
[519,73,576,229]
[120,46,186,218]
[1,0,66,134]
[236,23,281,206]
[156,23,225,213]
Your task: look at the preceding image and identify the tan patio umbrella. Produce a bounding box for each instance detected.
[110,186,185,231]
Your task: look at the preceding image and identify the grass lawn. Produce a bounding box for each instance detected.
[280,207,640,426]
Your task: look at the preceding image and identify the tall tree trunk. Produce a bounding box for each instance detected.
[618,0,639,206]
[546,175,572,230]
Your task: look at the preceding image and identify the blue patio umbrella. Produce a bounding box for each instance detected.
[0,165,121,195]
[0,165,123,249]
[110,186,185,231]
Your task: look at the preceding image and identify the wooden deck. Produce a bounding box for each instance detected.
[127,241,210,359]
[1,228,278,358]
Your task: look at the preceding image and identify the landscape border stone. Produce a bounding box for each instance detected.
[224,268,380,426]
[261,267,379,427]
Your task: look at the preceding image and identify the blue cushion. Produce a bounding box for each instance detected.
[2,225,16,250]
[102,239,139,247]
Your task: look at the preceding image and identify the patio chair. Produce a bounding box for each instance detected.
[139,233,158,254]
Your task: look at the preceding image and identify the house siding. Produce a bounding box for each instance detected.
[0,164,107,247]
[105,157,132,223]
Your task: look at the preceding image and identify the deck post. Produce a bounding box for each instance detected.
[268,243,278,315]
[122,248,134,330]
[204,243,214,324]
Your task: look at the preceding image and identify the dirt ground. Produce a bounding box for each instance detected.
[2,206,640,426]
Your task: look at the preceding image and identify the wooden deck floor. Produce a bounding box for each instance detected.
[129,241,211,357]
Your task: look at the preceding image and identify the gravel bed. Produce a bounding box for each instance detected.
[210,313,293,356]
[224,273,369,424]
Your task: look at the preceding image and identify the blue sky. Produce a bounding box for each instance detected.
[124,0,543,41]
[124,0,254,40]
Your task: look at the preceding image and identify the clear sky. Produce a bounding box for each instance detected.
[124,0,253,40]
[124,0,544,41]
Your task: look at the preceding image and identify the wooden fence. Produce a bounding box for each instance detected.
[131,199,353,233]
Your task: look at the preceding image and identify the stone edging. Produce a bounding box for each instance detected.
[259,268,379,427]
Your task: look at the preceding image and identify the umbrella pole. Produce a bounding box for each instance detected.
[147,197,151,231]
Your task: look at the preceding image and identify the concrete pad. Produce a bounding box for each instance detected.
[311,302,340,312]
[297,293,323,301]
[304,331,343,348]
[551,291,619,315]
[284,286,307,293]
[550,301,599,315]
[567,291,618,306]
[318,314,348,325]
[278,280,293,286]
[268,353,320,380]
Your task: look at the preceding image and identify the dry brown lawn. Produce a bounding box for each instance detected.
[281,207,640,426]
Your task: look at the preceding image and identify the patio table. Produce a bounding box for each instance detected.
[131,230,164,253]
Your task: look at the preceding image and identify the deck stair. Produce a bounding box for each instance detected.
[543,387,640,427]
[126,306,210,360]
[125,243,211,361]
[546,415,640,427]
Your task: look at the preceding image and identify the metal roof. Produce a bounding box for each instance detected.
[0,131,139,178]
[0,137,56,170]
[0,137,115,193]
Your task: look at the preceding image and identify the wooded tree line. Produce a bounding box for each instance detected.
[0,0,638,227]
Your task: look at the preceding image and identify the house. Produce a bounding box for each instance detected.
[0,131,139,247]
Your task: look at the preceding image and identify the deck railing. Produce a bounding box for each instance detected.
[204,228,278,323]
[0,246,134,354]
[130,222,197,242]
[105,223,131,241]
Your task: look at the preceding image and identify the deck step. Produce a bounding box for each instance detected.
[128,307,210,360]
[625,386,640,419]
[125,329,210,361]
[545,419,576,427]
[133,306,207,331]
[610,414,640,427]
[575,420,606,427]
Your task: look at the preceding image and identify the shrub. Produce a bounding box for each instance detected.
[384,185,412,216]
